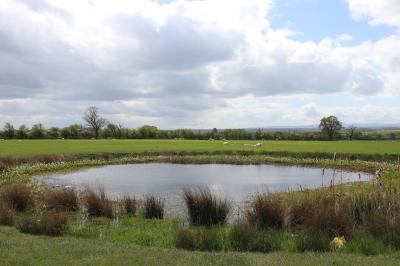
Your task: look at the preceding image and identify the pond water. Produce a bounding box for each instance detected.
[36,163,371,209]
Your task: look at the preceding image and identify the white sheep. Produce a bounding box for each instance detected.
[254,142,262,147]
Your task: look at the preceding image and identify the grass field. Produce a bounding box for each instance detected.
[0,139,400,157]
[1,226,400,266]
[1,139,400,265]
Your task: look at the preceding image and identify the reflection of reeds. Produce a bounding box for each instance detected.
[183,187,230,226]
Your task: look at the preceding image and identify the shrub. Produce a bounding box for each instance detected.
[296,232,330,252]
[303,196,351,237]
[230,222,258,251]
[175,227,228,251]
[285,199,313,228]
[183,187,230,226]
[123,196,136,216]
[346,233,390,255]
[144,196,164,219]
[0,202,14,225]
[18,212,69,236]
[247,194,285,230]
[230,222,284,252]
[0,183,34,211]
[84,189,113,218]
[44,187,78,211]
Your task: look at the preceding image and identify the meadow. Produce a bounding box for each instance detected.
[0,139,400,157]
[1,139,400,265]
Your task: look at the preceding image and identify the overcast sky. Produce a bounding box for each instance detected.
[0,0,399,129]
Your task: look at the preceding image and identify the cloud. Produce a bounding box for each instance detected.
[347,0,400,28]
[0,0,399,128]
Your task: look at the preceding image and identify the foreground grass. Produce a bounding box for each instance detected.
[1,227,400,266]
[1,139,400,157]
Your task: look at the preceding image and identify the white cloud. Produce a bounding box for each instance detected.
[347,0,400,28]
[0,0,399,127]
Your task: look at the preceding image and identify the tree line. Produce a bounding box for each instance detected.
[0,107,398,141]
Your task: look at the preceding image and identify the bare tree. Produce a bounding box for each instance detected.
[319,116,343,140]
[346,125,357,141]
[83,106,107,139]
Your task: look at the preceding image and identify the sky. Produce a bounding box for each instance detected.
[0,0,399,129]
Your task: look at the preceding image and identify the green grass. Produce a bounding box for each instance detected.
[1,139,400,157]
[1,226,400,266]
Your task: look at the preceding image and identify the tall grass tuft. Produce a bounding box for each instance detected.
[247,194,285,230]
[302,196,351,237]
[175,226,229,251]
[44,187,79,211]
[0,183,34,212]
[183,187,230,226]
[18,212,69,236]
[84,188,113,218]
[0,202,14,225]
[296,232,331,252]
[144,196,164,219]
[230,222,288,252]
[123,196,137,216]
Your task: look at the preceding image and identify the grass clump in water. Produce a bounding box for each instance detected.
[43,187,79,212]
[84,188,113,218]
[123,196,137,216]
[144,196,164,219]
[183,187,230,226]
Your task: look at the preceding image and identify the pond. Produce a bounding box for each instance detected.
[36,163,372,213]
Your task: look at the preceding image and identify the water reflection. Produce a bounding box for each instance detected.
[36,163,371,216]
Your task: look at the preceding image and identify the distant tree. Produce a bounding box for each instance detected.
[48,127,61,139]
[211,128,218,139]
[319,116,343,140]
[61,124,85,139]
[83,106,107,139]
[104,123,123,138]
[138,125,158,138]
[178,129,195,139]
[16,125,29,139]
[3,122,15,139]
[254,129,262,140]
[346,125,357,141]
[30,123,46,139]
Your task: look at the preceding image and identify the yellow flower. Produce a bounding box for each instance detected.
[330,236,346,251]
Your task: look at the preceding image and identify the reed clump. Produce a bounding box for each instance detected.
[0,202,14,225]
[83,188,113,218]
[18,212,69,236]
[247,194,285,230]
[0,183,34,212]
[183,187,230,226]
[123,196,137,216]
[144,196,164,219]
[43,187,79,211]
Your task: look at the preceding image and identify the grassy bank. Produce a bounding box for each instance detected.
[2,227,400,266]
[0,154,392,186]
[1,142,400,265]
